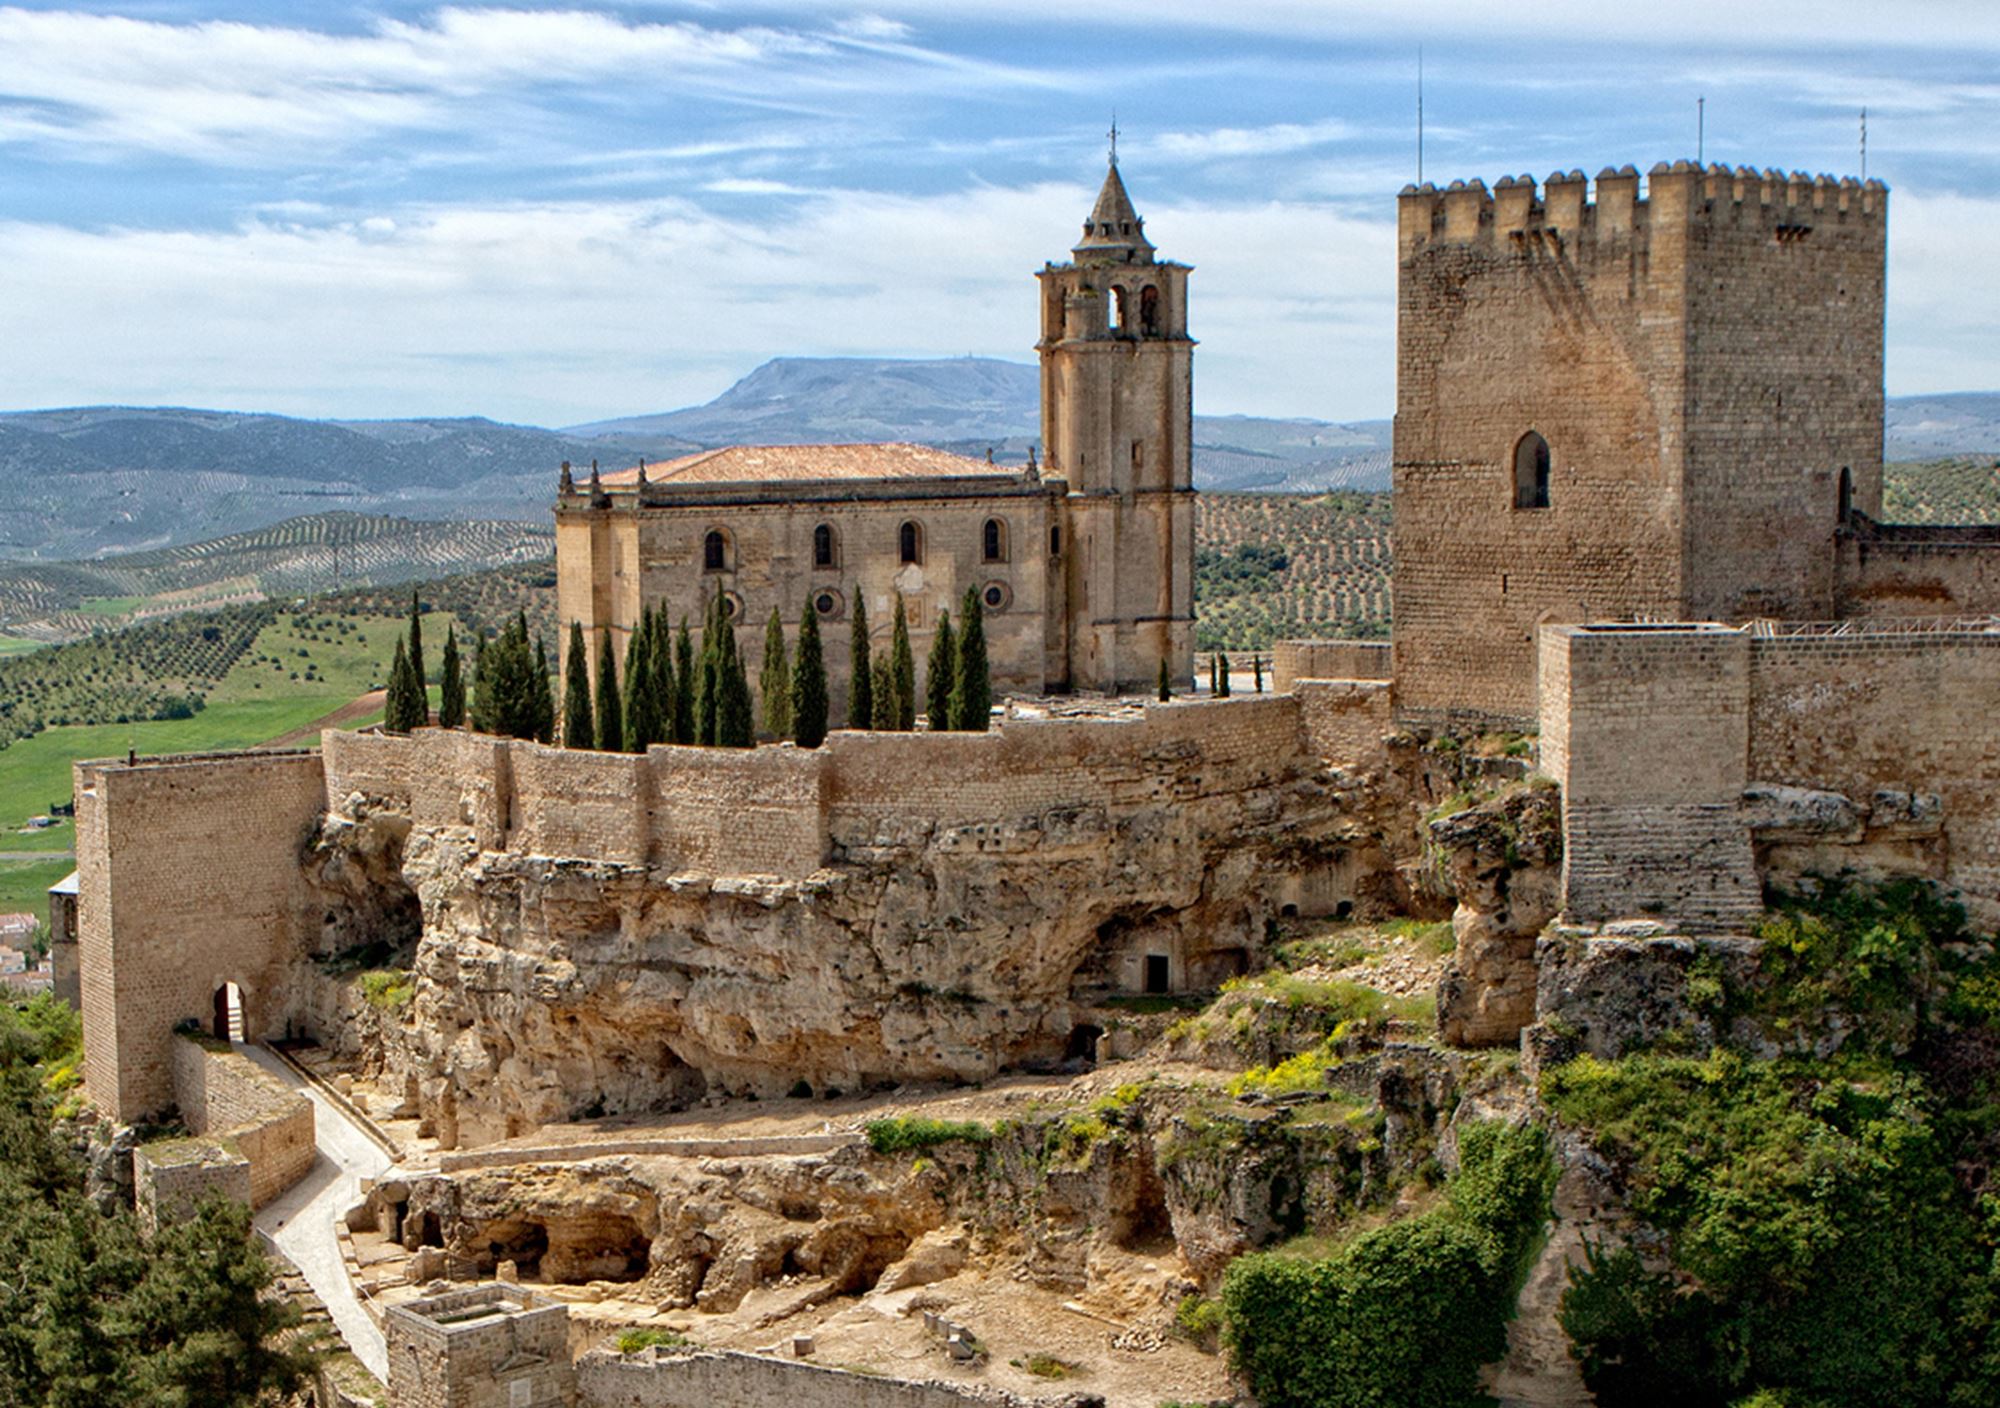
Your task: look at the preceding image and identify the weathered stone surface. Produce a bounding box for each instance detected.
[1524,931,1764,1077]
[1433,786,1563,1047]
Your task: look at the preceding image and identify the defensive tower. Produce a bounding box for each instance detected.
[1037,158,1197,692]
[1392,160,1889,724]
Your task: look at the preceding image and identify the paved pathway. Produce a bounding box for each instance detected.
[244,1044,394,1381]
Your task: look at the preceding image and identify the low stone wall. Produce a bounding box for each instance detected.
[169,1035,315,1208]
[1271,638,1393,690]
[1837,520,2000,618]
[436,1133,854,1174]
[1293,679,1394,765]
[575,1347,1094,1408]
[133,1137,252,1235]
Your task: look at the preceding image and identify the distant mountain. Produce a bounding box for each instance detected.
[571,356,1394,493]
[1884,393,2000,461]
[0,408,693,561]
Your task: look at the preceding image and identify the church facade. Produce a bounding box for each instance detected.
[555,160,1197,719]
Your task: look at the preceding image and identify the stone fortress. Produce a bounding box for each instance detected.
[51,153,2000,1408]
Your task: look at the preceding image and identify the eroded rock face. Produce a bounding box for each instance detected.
[1524,929,1766,1077]
[352,762,1406,1148]
[1433,786,1564,1047]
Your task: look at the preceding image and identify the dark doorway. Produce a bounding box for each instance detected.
[1144,954,1171,995]
[212,982,244,1043]
[1066,1024,1103,1063]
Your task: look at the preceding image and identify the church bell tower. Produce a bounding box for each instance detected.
[1038,152,1196,694]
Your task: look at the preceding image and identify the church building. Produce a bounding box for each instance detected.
[554,159,1197,719]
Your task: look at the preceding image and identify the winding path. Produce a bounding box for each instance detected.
[243,1044,394,1381]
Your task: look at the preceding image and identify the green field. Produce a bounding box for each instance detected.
[0,607,464,837]
[0,637,42,659]
[0,857,71,923]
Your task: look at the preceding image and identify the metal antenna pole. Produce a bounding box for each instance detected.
[1698,96,1705,164]
[1860,107,1868,179]
[1417,45,1424,184]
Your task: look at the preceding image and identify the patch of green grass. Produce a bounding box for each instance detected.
[615,1327,693,1354]
[1381,918,1456,958]
[76,596,143,618]
[0,637,43,659]
[1018,1353,1076,1379]
[356,970,415,1012]
[0,858,72,917]
[864,1116,992,1154]
[0,819,73,853]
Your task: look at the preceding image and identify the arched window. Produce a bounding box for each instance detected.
[1513,432,1551,510]
[1111,285,1130,332]
[1838,467,1853,523]
[813,522,837,568]
[982,517,1007,563]
[899,520,923,565]
[703,528,730,571]
[1140,284,1160,335]
[1050,525,1062,555]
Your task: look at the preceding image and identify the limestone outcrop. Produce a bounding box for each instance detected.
[1432,785,1563,1047]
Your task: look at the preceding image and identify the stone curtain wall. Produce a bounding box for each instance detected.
[324,693,1383,882]
[169,1035,315,1208]
[133,1140,252,1237]
[1541,623,2000,929]
[75,750,328,1122]
[1271,639,1392,691]
[1837,523,2000,618]
[575,1348,1073,1408]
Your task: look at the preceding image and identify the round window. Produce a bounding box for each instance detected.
[982,582,1011,612]
[814,590,842,618]
[721,591,744,622]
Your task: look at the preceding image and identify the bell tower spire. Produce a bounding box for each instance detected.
[1036,154,1196,694]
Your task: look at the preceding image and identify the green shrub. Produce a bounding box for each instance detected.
[1221,1121,1551,1408]
[862,1116,992,1155]
[615,1327,692,1354]
[357,970,415,1012]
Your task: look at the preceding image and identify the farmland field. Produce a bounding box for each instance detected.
[1882,458,2000,523]
[0,856,70,924]
[1194,491,1392,649]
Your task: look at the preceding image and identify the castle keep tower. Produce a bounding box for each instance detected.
[1392,161,1888,724]
[1038,160,1197,692]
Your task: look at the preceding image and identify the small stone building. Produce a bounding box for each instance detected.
[557,159,1197,714]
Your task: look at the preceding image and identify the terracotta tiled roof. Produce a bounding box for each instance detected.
[600,442,1011,488]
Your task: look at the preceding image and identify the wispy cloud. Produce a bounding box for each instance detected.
[1148,118,1354,162]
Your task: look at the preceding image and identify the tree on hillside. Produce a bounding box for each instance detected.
[848,586,872,730]
[950,584,991,732]
[562,623,594,750]
[438,624,465,728]
[760,606,792,739]
[672,616,696,745]
[385,638,418,732]
[889,593,915,731]
[926,608,955,730]
[594,631,622,754]
[623,606,661,752]
[792,600,829,749]
[530,632,555,743]
[406,588,425,697]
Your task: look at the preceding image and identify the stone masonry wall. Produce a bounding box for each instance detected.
[575,1348,1080,1408]
[169,1035,315,1208]
[1271,639,1392,691]
[133,1139,252,1237]
[1541,623,2000,930]
[1837,523,2000,618]
[76,750,328,1122]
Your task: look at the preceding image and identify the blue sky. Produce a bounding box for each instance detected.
[1,2,1997,425]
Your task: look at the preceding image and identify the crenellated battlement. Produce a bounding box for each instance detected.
[1399,160,1888,253]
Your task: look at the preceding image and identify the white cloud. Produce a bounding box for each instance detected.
[1147,118,1354,162]
[0,181,1397,423]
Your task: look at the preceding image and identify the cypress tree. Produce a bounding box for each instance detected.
[759,606,792,739]
[792,598,829,748]
[647,608,675,744]
[950,584,991,732]
[926,608,955,730]
[1159,657,1172,702]
[672,616,696,744]
[720,619,755,748]
[531,633,555,743]
[696,594,722,746]
[1217,650,1232,698]
[470,634,490,733]
[847,586,872,730]
[623,607,660,752]
[889,592,915,731]
[563,622,594,749]
[406,588,425,704]
[870,657,894,730]
[386,638,416,732]
[1253,654,1264,693]
[594,630,622,753]
[438,624,465,728]
[1209,655,1219,695]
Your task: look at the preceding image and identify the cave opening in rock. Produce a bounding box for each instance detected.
[481,1220,550,1279]
[545,1216,652,1284]
[1111,1164,1175,1251]
[417,1211,444,1249]
[1065,1024,1103,1064]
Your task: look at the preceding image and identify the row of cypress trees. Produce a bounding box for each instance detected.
[555,583,995,751]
